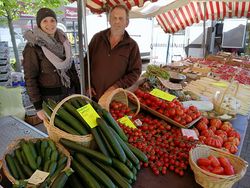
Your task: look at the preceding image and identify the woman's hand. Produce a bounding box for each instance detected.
[36,110,46,121]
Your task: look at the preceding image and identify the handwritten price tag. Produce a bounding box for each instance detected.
[118,116,137,129]
[77,103,100,128]
[211,82,228,88]
[181,128,199,140]
[28,170,49,185]
[150,88,176,101]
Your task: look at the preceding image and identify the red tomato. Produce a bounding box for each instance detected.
[209,119,222,129]
[218,157,231,168]
[208,155,220,167]
[196,122,208,131]
[224,165,235,175]
[211,166,224,175]
[197,158,211,167]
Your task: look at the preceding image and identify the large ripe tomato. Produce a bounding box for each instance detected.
[200,117,209,125]
[227,137,240,146]
[196,122,208,131]
[209,119,222,129]
[223,142,238,154]
[201,129,215,137]
[197,158,211,166]
[220,122,233,133]
[227,130,241,140]
[205,135,223,148]
[208,155,220,167]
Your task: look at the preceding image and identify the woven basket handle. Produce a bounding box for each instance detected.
[124,89,140,116]
[49,94,91,127]
[218,81,239,109]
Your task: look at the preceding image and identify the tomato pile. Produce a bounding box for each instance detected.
[197,155,235,175]
[109,100,135,119]
[133,89,201,126]
[118,113,200,176]
[196,118,240,154]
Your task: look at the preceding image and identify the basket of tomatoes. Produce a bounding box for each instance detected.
[189,144,248,188]
[98,88,140,117]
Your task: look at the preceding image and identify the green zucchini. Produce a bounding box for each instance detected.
[13,157,26,179]
[47,99,88,135]
[126,143,148,163]
[75,97,88,107]
[51,168,73,188]
[40,140,48,159]
[48,140,57,151]
[91,127,110,157]
[111,158,133,180]
[27,141,37,160]
[14,148,24,165]
[74,153,115,188]
[97,118,126,163]
[69,98,81,108]
[71,159,101,188]
[51,150,59,162]
[21,163,33,177]
[109,126,139,165]
[63,101,90,131]
[5,154,19,179]
[44,147,52,161]
[93,160,132,188]
[67,174,84,188]
[36,156,42,169]
[97,127,116,157]
[54,117,80,135]
[50,162,67,181]
[42,101,52,118]
[59,138,112,165]
[101,109,128,141]
[48,161,58,176]
[21,142,37,170]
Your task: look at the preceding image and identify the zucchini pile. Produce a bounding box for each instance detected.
[42,96,148,187]
[48,98,148,187]
[43,97,91,135]
[4,139,70,187]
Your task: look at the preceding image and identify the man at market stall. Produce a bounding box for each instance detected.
[85,4,142,101]
[22,8,80,120]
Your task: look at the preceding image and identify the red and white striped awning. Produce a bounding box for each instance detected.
[156,1,250,33]
[70,0,158,13]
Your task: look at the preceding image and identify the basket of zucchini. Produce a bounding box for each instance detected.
[43,94,94,147]
[98,88,140,116]
[2,137,71,187]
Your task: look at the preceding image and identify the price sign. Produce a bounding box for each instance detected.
[181,128,199,140]
[150,88,176,101]
[118,116,137,129]
[28,170,49,185]
[77,103,100,128]
[211,82,228,88]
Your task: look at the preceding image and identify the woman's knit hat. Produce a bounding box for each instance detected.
[36,8,57,27]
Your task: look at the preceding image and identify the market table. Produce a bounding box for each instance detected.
[0,114,248,188]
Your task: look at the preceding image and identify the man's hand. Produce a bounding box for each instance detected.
[36,110,46,121]
[86,87,97,98]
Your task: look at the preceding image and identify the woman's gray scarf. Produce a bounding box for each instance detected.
[23,27,72,88]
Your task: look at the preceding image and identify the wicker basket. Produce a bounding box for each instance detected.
[213,81,240,115]
[98,88,140,116]
[189,145,248,188]
[44,94,93,147]
[2,137,71,186]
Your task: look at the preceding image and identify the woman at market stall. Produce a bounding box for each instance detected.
[22,8,80,120]
[85,4,142,101]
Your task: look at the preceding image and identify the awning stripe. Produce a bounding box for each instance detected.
[156,1,250,33]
